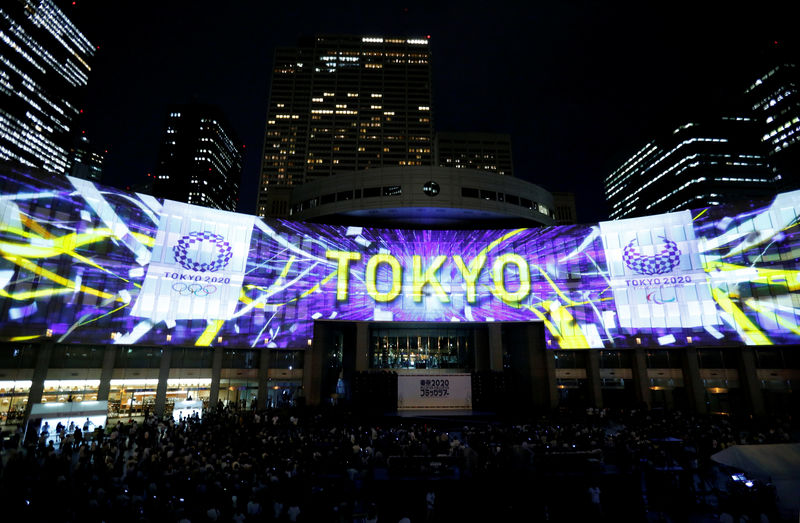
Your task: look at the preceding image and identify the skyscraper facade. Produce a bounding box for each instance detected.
[257,35,434,217]
[551,191,577,225]
[152,104,243,212]
[435,132,514,176]
[68,134,104,182]
[605,116,776,220]
[0,0,94,174]
[744,60,800,191]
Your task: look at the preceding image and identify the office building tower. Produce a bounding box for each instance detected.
[605,116,776,220]
[152,104,243,212]
[258,35,434,217]
[744,60,800,190]
[68,133,104,181]
[0,0,94,174]
[551,191,577,225]
[435,132,513,176]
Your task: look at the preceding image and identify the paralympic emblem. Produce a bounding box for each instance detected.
[172,283,217,297]
[622,236,681,276]
[172,231,233,273]
[646,291,676,304]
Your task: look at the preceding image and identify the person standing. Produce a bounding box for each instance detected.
[425,490,436,521]
[588,485,602,515]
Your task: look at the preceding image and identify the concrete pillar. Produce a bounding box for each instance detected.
[303,323,325,406]
[631,348,651,409]
[209,346,224,406]
[355,322,370,371]
[153,347,172,418]
[682,347,707,414]
[488,323,503,371]
[97,345,116,401]
[515,323,557,411]
[23,342,53,418]
[539,327,558,411]
[737,347,765,416]
[257,349,270,409]
[586,350,603,409]
[474,327,489,371]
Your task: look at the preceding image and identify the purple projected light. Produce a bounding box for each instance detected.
[1,166,799,350]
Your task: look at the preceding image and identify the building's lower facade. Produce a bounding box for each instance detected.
[2,329,797,427]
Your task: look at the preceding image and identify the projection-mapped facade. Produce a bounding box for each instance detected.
[2,167,799,351]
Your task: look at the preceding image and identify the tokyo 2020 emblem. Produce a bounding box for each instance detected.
[172,231,233,273]
[622,236,681,275]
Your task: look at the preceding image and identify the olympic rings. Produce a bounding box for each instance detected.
[171,283,217,297]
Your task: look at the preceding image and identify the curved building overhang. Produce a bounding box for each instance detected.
[288,166,554,228]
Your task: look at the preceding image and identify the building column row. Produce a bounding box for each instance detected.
[14,339,770,417]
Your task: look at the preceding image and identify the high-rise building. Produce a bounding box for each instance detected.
[152,104,243,212]
[744,59,800,191]
[0,0,94,174]
[68,133,104,182]
[257,35,434,218]
[551,191,577,225]
[435,132,513,176]
[605,116,776,220]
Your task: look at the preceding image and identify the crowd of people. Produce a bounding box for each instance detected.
[0,404,794,522]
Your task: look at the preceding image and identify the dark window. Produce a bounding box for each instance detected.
[337,190,354,201]
[755,348,799,369]
[268,350,305,369]
[321,193,335,204]
[222,350,259,369]
[383,185,402,196]
[646,350,682,368]
[171,348,214,368]
[0,344,37,369]
[600,350,632,368]
[698,349,737,368]
[480,190,497,200]
[521,198,533,209]
[115,347,162,369]
[461,187,479,198]
[506,194,519,205]
[554,351,586,368]
[49,346,105,368]
[363,187,381,198]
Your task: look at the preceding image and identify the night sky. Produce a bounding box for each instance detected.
[70,2,796,223]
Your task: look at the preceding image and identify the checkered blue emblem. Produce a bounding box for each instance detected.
[172,231,233,273]
[622,236,681,275]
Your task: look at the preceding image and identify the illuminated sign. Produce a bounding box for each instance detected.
[1,167,799,349]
